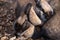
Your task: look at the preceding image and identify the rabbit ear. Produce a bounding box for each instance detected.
[40,0,54,16]
[16,13,27,25]
[24,3,32,15]
[20,22,35,39]
[14,12,27,33]
[29,6,42,26]
[35,0,55,19]
[34,6,47,22]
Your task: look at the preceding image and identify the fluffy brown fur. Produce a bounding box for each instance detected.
[41,11,60,40]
